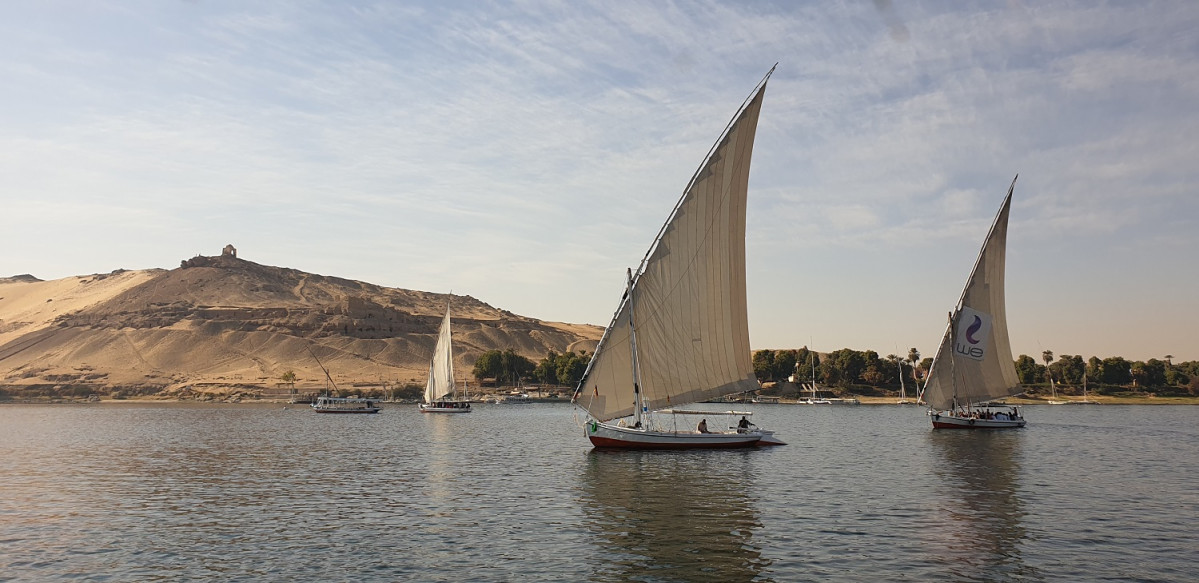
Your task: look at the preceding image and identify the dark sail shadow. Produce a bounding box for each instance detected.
[578,450,772,583]
[925,431,1042,582]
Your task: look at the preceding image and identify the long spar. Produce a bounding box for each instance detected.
[306,344,339,395]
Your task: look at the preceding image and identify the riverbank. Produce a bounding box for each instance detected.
[849,394,1199,405]
[4,393,1197,406]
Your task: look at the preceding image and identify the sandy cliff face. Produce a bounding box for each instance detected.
[0,256,600,397]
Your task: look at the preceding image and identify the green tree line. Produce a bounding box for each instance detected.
[753,347,931,392]
[754,347,1199,396]
[471,349,591,388]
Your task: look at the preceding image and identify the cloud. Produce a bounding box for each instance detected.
[2,1,1198,360]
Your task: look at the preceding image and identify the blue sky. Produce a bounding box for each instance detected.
[3,1,1196,362]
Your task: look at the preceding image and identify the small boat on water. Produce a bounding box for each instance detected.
[1046,377,1068,405]
[798,351,831,404]
[896,353,914,404]
[493,393,532,404]
[307,345,381,414]
[923,176,1026,429]
[312,395,381,414]
[1074,372,1101,404]
[572,66,784,450]
[419,302,471,413]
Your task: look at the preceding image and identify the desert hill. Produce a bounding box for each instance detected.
[0,250,602,399]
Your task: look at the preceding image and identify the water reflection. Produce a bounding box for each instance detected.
[578,450,771,583]
[926,431,1042,582]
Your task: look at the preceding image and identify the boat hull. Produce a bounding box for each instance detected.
[311,397,381,413]
[930,411,1025,429]
[586,421,784,449]
[419,402,472,413]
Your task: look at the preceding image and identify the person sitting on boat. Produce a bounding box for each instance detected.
[697,418,710,433]
[737,416,751,433]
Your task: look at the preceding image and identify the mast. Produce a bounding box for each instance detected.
[810,351,816,399]
[626,268,644,428]
[948,310,959,411]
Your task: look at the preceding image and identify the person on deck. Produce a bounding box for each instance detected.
[697,418,709,433]
[737,416,751,433]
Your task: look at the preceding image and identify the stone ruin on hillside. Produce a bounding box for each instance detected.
[180,244,239,268]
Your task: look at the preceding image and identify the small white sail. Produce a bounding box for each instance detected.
[922,178,1021,411]
[575,72,770,423]
[424,304,456,404]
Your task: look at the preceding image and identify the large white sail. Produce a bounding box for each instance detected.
[424,305,456,403]
[575,74,769,422]
[922,178,1021,411]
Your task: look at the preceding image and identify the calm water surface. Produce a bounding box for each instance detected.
[1,403,1196,581]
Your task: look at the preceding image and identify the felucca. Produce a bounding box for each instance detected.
[572,67,785,449]
[923,177,1026,429]
[419,302,471,413]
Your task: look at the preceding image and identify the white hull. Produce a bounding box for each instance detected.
[930,410,1025,429]
[586,421,784,449]
[419,401,471,413]
[312,396,380,414]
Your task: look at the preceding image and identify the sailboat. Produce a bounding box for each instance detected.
[1046,376,1067,405]
[572,67,784,449]
[419,302,471,413]
[896,355,912,405]
[800,351,831,405]
[308,345,380,414]
[1075,371,1100,404]
[923,176,1026,429]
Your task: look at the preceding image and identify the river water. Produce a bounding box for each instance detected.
[1,402,1195,582]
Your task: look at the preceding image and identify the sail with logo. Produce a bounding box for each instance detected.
[923,177,1026,429]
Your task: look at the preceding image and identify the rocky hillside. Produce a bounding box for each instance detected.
[0,252,601,399]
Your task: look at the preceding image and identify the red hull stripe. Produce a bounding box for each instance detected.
[589,435,760,450]
[931,421,1023,429]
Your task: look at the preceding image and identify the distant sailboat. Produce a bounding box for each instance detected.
[923,177,1026,429]
[308,345,380,414]
[896,356,912,405]
[419,302,471,413]
[572,66,784,449]
[800,351,831,405]
[1075,371,1101,404]
[1047,376,1067,405]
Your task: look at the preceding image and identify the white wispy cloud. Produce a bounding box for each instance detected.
[1,0,1196,360]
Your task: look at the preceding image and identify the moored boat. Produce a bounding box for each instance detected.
[307,345,381,414]
[312,395,381,414]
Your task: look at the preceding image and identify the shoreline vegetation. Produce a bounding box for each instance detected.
[4,258,1193,406]
[4,391,1198,406]
[9,395,1199,405]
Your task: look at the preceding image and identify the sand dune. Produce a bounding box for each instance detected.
[0,254,601,397]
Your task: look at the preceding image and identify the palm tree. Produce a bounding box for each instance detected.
[906,347,921,383]
[1042,350,1055,399]
[905,347,924,403]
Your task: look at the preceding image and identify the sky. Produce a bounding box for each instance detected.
[2,1,1197,363]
